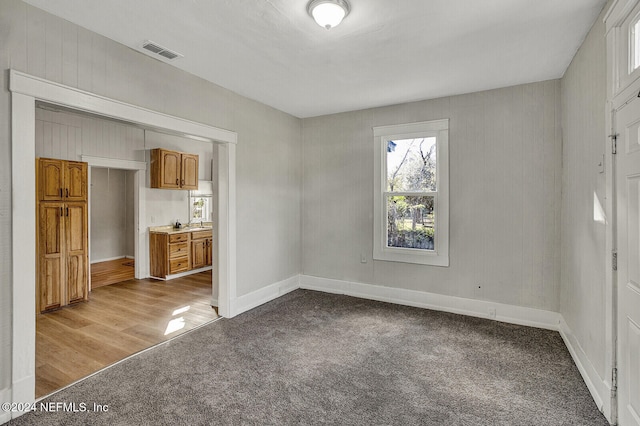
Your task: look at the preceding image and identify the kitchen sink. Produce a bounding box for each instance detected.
[184,225,212,231]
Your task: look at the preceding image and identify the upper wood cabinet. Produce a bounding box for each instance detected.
[181,153,199,190]
[37,158,87,202]
[65,162,88,201]
[150,148,199,190]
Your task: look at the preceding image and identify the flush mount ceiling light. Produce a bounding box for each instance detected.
[307,0,351,30]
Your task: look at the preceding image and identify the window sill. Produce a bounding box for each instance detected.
[373,248,449,267]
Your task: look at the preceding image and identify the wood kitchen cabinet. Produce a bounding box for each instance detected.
[150,148,199,190]
[36,158,89,313]
[205,237,213,267]
[150,228,212,279]
[38,202,64,311]
[38,158,87,201]
[169,233,190,274]
[150,232,191,278]
[181,153,199,189]
[65,202,89,304]
[191,238,207,270]
[191,229,212,270]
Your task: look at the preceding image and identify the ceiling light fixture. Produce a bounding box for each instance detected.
[307,0,350,30]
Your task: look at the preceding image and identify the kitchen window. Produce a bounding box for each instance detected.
[189,181,214,224]
[373,119,449,266]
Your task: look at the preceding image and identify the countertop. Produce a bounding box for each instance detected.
[149,223,213,235]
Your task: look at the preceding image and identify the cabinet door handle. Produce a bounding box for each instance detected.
[181,179,185,185]
[66,188,69,198]
[60,188,63,198]
[176,178,179,185]
[60,207,63,217]
[66,207,69,217]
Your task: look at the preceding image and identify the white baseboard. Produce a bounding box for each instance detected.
[90,255,134,264]
[558,317,611,422]
[0,388,11,425]
[299,275,561,330]
[4,375,35,423]
[299,275,611,421]
[0,270,606,426]
[233,275,300,317]
[150,266,213,281]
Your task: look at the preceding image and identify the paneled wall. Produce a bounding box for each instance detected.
[560,4,608,388]
[34,107,211,262]
[35,107,145,162]
[302,80,562,311]
[0,0,302,402]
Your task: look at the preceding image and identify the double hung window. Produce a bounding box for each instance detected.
[373,119,449,266]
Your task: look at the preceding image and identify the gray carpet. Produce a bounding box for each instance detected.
[10,290,608,425]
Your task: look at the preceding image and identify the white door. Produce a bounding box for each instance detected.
[617,97,640,426]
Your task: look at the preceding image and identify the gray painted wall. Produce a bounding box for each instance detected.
[302,80,563,311]
[0,0,610,414]
[560,5,608,384]
[0,0,301,398]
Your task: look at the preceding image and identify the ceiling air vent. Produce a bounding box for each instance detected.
[142,40,183,61]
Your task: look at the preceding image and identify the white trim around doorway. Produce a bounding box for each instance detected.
[9,69,237,418]
[81,155,147,281]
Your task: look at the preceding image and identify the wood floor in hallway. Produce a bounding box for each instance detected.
[90,258,135,288]
[36,271,218,398]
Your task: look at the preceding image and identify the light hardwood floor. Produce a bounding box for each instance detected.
[36,271,218,398]
[91,258,135,288]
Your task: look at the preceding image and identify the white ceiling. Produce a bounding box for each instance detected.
[23,0,607,118]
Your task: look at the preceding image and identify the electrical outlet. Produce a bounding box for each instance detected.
[488,307,496,319]
[360,253,367,264]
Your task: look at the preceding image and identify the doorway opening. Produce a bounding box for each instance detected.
[89,167,136,288]
[10,70,238,410]
[33,105,224,398]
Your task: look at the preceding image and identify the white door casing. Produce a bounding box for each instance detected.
[9,70,238,418]
[616,96,640,426]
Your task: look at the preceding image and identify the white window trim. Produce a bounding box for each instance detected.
[610,0,640,96]
[628,9,640,74]
[373,119,449,266]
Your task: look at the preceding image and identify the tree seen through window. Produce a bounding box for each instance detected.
[386,137,436,250]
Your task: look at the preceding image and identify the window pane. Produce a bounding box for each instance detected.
[387,195,435,250]
[635,19,640,71]
[190,196,212,223]
[387,137,436,192]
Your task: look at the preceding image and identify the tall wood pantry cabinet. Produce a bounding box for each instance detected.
[36,158,89,313]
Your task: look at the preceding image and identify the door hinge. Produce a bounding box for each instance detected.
[610,134,618,154]
[612,368,618,391]
[612,250,618,271]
